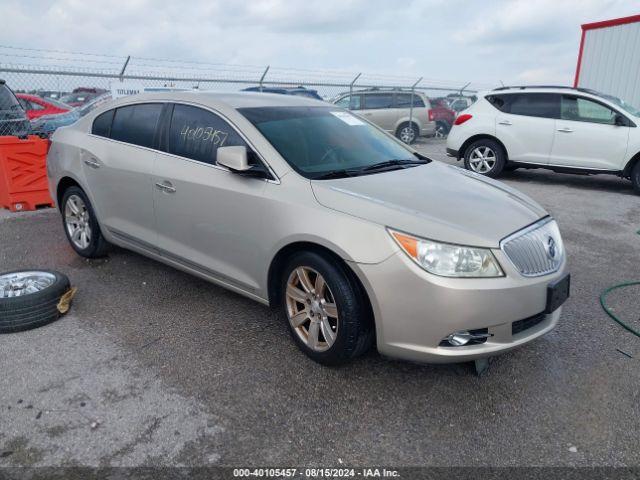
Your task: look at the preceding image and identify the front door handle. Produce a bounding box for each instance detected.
[557,127,574,133]
[83,158,100,169]
[155,181,176,193]
[498,120,512,126]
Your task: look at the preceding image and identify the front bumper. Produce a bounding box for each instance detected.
[350,250,567,364]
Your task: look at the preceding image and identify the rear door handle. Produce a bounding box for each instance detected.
[557,127,574,133]
[498,120,512,126]
[83,158,100,169]
[155,181,176,193]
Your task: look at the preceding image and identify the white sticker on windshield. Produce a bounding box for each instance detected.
[330,111,365,126]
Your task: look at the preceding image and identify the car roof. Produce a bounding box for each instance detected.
[490,85,604,96]
[109,91,327,109]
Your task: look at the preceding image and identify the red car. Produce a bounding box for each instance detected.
[16,94,71,120]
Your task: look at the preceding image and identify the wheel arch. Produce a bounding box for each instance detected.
[394,119,420,135]
[266,241,374,323]
[458,134,509,161]
[56,176,82,210]
[622,151,640,178]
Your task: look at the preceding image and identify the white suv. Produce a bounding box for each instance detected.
[446,86,640,193]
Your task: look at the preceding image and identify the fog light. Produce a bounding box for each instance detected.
[441,329,491,347]
[447,331,473,346]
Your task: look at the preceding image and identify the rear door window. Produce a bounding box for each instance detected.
[167,104,247,165]
[110,103,163,148]
[364,94,394,110]
[506,93,560,119]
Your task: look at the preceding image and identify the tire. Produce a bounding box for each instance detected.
[631,161,640,195]
[463,139,506,178]
[280,251,374,366]
[396,122,419,144]
[61,186,110,258]
[0,270,71,333]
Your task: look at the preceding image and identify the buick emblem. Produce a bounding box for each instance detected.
[546,236,557,259]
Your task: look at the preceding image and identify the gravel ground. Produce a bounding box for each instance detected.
[0,138,639,469]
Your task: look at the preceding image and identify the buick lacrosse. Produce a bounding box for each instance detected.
[47,92,569,365]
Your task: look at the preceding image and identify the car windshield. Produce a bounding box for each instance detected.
[599,93,640,117]
[239,106,425,179]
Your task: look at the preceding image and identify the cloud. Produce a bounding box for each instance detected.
[1,0,639,88]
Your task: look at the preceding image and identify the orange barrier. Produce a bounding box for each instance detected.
[0,135,54,212]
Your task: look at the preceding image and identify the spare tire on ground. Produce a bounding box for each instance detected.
[0,270,72,333]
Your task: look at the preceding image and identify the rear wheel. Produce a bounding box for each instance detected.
[631,161,640,195]
[281,252,373,365]
[396,123,419,144]
[463,139,506,177]
[61,186,110,258]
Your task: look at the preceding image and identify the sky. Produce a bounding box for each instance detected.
[1,0,639,89]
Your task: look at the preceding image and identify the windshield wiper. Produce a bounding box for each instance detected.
[314,159,429,180]
[360,159,428,172]
[313,169,361,180]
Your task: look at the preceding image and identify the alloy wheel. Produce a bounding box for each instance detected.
[399,126,416,144]
[285,266,339,352]
[0,271,56,298]
[468,146,496,173]
[64,194,92,250]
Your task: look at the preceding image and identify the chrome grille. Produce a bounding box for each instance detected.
[501,218,564,277]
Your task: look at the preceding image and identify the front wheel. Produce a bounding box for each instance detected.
[463,139,506,177]
[281,252,373,365]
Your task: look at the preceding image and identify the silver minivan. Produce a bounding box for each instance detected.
[333,89,435,144]
[47,92,569,367]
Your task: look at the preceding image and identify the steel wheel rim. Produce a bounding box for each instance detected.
[285,266,338,352]
[64,194,92,250]
[0,271,56,298]
[400,126,415,143]
[469,146,496,173]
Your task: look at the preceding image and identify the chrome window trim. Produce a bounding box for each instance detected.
[86,99,281,185]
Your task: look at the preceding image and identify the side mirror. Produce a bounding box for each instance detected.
[614,114,627,127]
[217,146,251,171]
[217,146,271,179]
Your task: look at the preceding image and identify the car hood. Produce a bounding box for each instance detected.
[310,162,547,248]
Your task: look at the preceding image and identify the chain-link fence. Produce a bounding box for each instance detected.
[0,45,496,138]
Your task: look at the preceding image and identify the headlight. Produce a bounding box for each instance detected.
[389,229,504,278]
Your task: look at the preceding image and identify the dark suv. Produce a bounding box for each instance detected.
[0,80,30,137]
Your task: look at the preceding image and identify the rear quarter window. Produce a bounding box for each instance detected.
[486,95,508,112]
[92,109,115,138]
